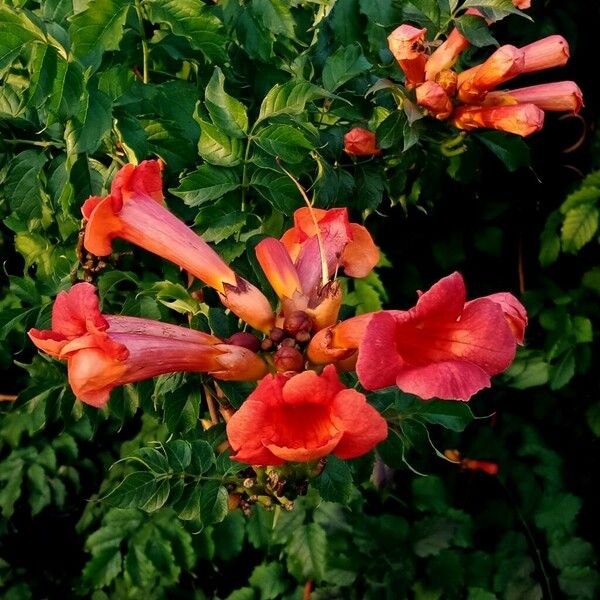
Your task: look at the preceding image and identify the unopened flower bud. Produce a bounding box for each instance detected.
[273,346,304,372]
[416,81,453,120]
[261,338,274,352]
[225,332,261,353]
[284,310,312,336]
[280,337,297,348]
[343,128,382,156]
[269,327,285,343]
[295,330,311,344]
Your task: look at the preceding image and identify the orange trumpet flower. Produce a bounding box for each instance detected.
[82,161,274,332]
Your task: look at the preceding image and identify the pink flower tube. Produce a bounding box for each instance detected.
[28,283,267,407]
[82,161,274,332]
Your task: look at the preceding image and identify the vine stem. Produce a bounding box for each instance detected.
[498,479,555,599]
[134,0,149,84]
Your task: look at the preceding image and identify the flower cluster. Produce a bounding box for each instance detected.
[29,160,526,466]
[388,12,583,136]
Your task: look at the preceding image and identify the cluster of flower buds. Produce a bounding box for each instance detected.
[388,9,583,137]
[29,160,527,466]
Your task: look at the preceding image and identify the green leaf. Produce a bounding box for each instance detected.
[146,0,227,63]
[249,563,287,600]
[561,204,598,254]
[376,111,406,149]
[5,150,48,221]
[171,165,240,206]
[461,0,531,22]
[586,402,600,437]
[65,88,113,154]
[205,67,248,138]
[534,492,581,536]
[27,463,51,515]
[141,480,170,512]
[250,168,303,215]
[69,0,132,68]
[258,80,334,121]
[558,566,600,599]
[213,510,245,561]
[189,440,216,475]
[286,523,327,583]
[164,393,199,433]
[198,119,243,166]
[474,131,530,172]
[572,316,593,343]
[322,43,372,91]
[454,15,498,48]
[549,351,576,390]
[47,58,85,123]
[199,481,229,526]
[549,538,594,570]
[104,472,159,509]
[199,211,247,244]
[539,211,561,268]
[82,547,122,588]
[164,440,192,471]
[314,456,353,503]
[0,5,45,73]
[254,124,314,164]
[419,401,474,432]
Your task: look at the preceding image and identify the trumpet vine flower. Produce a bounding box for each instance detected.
[82,161,274,332]
[28,283,267,407]
[226,365,388,465]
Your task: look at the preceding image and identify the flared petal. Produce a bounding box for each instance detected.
[307,313,374,364]
[357,274,518,400]
[266,434,342,462]
[394,360,492,401]
[52,282,108,336]
[227,399,284,466]
[342,224,380,278]
[282,365,344,406]
[473,292,528,345]
[28,329,69,359]
[332,389,388,459]
[355,312,405,390]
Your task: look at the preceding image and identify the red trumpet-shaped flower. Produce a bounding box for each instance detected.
[226,365,387,465]
[343,128,382,156]
[82,160,274,332]
[444,449,499,475]
[256,207,379,329]
[28,283,267,407]
[356,273,522,401]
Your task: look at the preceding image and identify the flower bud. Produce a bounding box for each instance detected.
[343,128,382,157]
[273,346,305,372]
[521,35,570,73]
[452,103,544,137]
[513,0,530,8]
[416,81,453,120]
[284,310,312,336]
[387,24,427,88]
[224,332,261,353]
[483,81,583,114]
[269,327,285,343]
